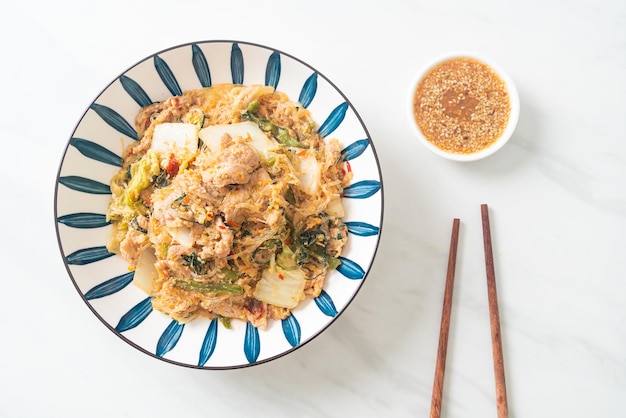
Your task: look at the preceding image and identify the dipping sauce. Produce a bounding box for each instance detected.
[412,57,511,155]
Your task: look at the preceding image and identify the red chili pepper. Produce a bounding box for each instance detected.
[278,274,284,280]
[166,153,179,176]
[257,303,265,320]
[342,161,352,176]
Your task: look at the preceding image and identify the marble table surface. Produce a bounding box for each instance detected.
[2,0,624,416]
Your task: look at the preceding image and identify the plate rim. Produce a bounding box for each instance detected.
[54,39,385,369]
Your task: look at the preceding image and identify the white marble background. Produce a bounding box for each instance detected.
[1,0,624,417]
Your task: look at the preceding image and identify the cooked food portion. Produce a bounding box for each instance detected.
[106,84,352,328]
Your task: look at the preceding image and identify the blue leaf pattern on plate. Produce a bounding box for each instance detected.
[84,272,134,300]
[198,319,219,367]
[318,102,348,137]
[314,290,338,317]
[119,75,152,108]
[231,43,244,85]
[57,41,383,369]
[298,73,317,108]
[265,51,281,88]
[281,315,301,347]
[70,138,122,167]
[341,139,369,161]
[157,320,185,357]
[115,296,154,332]
[57,212,110,229]
[337,256,366,280]
[192,44,212,88]
[90,103,138,140]
[58,176,111,194]
[343,180,381,199]
[66,246,114,265]
[345,221,380,237]
[244,323,260,363]
[154,55,182,97]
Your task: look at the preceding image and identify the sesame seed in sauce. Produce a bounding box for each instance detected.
[413,57,511,155]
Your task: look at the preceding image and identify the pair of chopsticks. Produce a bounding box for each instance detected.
[430,204,508,418]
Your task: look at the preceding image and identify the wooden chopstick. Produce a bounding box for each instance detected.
[430,218,460,418]
[481,204,508,418]
[430,207,509,418]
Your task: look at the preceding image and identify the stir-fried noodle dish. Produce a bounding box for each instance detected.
[106,84,352,329]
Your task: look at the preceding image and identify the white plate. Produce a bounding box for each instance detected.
[54,40,384,369]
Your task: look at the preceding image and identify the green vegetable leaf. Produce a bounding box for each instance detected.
[327,256,342,270]
[129,217,148,234]
[181,252,208,275]
[241,107,304,148]
[221,268,238,282]
[174,277,243,295]
[218,316,232,329]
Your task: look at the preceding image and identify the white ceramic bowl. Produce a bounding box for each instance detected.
[55,40,384,369]
[407,52,520,162]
